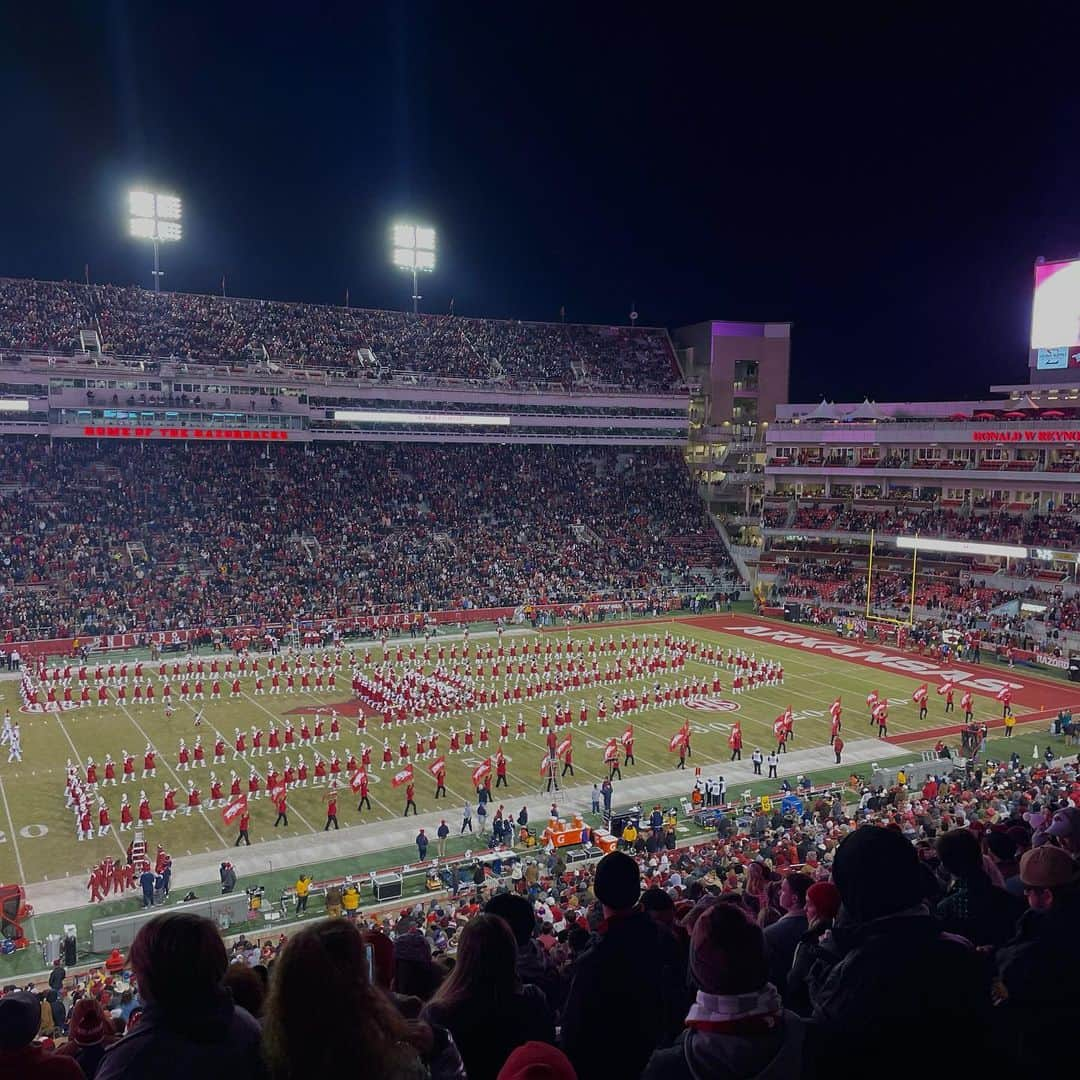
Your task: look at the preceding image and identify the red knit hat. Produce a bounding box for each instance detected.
[806,881,841,921]
[497,1041,577,1080]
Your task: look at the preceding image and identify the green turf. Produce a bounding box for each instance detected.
[0,616,1060,890]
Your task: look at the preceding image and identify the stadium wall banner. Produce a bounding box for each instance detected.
[970,429,1080,442]
[82,425,290,442]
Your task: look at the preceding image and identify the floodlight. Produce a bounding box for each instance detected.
[129,191,156,218]
[156,195,182,220]
[129,217,156,240]
[390,221,437,313]
[128,188,183,291]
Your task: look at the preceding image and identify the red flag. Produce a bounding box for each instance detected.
[539,754,555,777]
[391,765,414,788]
[349,769,367,793]
[269,783,286,803]
[668,731,687,752]
[603,740,619,763]
[620,728,634,748]
[471,759,492,787]
[427,755,446,778]
[995,686,1011,701]
[221,794,247,825]
[936,681,954,696]
[556,737,573,759]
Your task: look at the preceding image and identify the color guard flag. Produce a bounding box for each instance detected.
[391,765,414,788]
[349,769,367,793]
[937,681,954,696]
[539,753,555,777]
[221,794,247,825]
[669,731,687,752]
[428,755,446,777]
[471,759,492,786]
[556,737,573,759]
[269,783,286,803]
[619,728,634,748]
[603,739,620,763]
[996,686,1011,701]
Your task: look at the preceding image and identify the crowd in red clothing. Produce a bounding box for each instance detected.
[0,439,736,641]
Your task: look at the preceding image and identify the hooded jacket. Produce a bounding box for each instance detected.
[642,1010,807,1080]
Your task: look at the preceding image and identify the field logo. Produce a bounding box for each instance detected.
[20,701,82,715]
[686,696,740,713]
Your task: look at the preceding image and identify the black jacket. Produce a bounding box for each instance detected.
[95,991,266,1080]
[806,910,997,1070]
[423,983,554,1080]
[560,910,685,1079]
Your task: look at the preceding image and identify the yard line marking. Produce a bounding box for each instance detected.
[117,702,233,847]
[52,713,128,857]
[244,691,394,825]
[0,772,34,936]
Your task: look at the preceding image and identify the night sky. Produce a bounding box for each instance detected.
[3,4,1080,402]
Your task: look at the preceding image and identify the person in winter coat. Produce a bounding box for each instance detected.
[934,829,1024,947]
[56,997,117,1078]
[560,852,684,1079]
[642,901,808,1080]
[0,990,83,1079]
[219,862,237,894]
[805,826,1000,1072]
[423,914,555,1080]
[95,913,266,1080]
[994,845,1080,1069]
[485,893,566,1016]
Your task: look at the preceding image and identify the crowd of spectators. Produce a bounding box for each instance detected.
[780,501,1080,550]
[5,750,1079,1077]
[0,439,735,641]
[0,278,682,391]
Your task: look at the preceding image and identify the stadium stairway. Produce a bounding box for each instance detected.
[23,736,904,917]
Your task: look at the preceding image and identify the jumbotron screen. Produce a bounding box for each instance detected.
[1032,258,1080,369]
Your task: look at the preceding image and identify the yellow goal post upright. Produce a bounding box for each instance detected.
[863,528,918,634]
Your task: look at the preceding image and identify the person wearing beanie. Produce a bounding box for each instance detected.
[995,844,1080,1044]
[642,902,806,1080]
[497,1041,577,1080]
[934,829,1024,947]
[560,851,684,1080]
[774,880,841,1018]
[55,996,116,1077]
[0,990,82,1079]
[806,826,996,1070]
[485,893,565,1016]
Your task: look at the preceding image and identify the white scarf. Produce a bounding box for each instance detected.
[685,984,782,1025]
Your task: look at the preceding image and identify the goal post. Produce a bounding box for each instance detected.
[864,528,918,629]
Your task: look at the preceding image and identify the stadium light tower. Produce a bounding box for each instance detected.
[391,223,436,314]
[129,190,182,291]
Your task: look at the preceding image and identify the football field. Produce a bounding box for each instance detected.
[0,614,1073,889]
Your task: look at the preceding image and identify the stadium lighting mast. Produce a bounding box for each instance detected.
[129,190,183,292]
[391,223,436,314]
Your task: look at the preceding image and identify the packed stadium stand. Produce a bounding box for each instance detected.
[0,439,738,642]
[0,278,683,390]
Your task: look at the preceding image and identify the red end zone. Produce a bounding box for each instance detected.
[681,614,1080,712]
